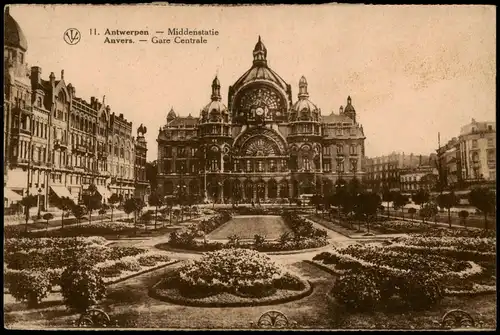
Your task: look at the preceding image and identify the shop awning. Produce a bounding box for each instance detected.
[96,186,111,201]
[4,188,22,202]
[50,185,73,199]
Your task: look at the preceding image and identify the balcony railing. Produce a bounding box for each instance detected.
[54,139,68,150]
[19,128,32,135]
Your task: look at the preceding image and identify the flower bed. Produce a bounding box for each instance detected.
[29,221,137,238]
[231,207,284,216]
[314,230,496,312]
[370,220,435,234]
[4,236,175,305]
[150,248,311,306]
[392,235,495,253]
[96,251,174,284]
[166,211,328,252]
[5,238,145,271]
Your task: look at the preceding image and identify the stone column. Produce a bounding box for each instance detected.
[289,180,293,198]
[220,181,224,203]
[320,152,323,172]
[264,182,268,201]
[276,183,281,199]
[220,151,224,172]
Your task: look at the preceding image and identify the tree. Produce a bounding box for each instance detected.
[458,210,469,228]
[123,198,135,220]
[412,189,430,209]
[42,213,54,232]
[419,202,438,225]
[71,204,86,226]
[148,191,163,230]
[55,196,74,229]
[98,207,107,220]
[408,207,417,221]
[108,193,120,223]
[145,161,158,190]
[310,194,323,214]
[436,192,459,228]
[124,198,145,228]
[382,188,394,218]
[20,195,38,233]
[468,187,496,230]
[393,193,410,219]
[164,196,174,225]
[81,184,102,225]
[353,192,381,233]
[141,211,153,232]
[347,177,363,196]
[60,257,106,313]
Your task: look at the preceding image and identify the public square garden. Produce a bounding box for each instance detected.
[3,190,497,330]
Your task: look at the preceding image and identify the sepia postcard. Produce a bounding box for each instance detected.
[3,3,496,330]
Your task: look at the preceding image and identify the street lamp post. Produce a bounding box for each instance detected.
[37,187,42,219]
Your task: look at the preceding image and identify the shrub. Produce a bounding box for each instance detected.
[227,234,241,247]
[235,282,277,298]
[60,260,106,312]
[115,258,142,272]
[254,234,266,249]
[137,254,170,267]
[372,270,403,303]
[178,248,283,297]
[331,269,381,311]
[5,269,53,307]
[99,266,122,278]
[273,272,305,291]
[398,274,443,310]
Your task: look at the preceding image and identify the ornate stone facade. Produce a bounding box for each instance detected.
[3,8,139,211]
[157,37,366,203]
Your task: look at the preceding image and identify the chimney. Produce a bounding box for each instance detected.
[61,69,64,80]
[119,113,124,118]
[30,66,42,87]
[49,72,55,86]
[91,97,96,108]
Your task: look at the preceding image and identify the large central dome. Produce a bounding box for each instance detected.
[230,36,289,94]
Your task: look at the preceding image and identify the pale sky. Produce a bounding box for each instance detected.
[9,4,496,162]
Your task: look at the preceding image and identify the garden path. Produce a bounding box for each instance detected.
[100,260,337,329]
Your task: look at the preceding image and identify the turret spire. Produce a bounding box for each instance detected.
[211,75,221,101]
[253,35,267,66]
[298,76,309,99]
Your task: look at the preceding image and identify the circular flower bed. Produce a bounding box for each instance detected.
[150,248,312,307]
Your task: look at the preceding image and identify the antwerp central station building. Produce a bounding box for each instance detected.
[157,37,366,203]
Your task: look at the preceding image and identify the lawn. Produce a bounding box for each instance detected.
[4,259,495,330]
[4,261,335,329]
[207,215,292,240]
[331,293,496,329]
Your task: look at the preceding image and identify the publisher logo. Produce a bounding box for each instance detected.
[64,28,81,45]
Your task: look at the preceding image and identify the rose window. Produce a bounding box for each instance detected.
[235,87,285,120]
[243,137,279,156]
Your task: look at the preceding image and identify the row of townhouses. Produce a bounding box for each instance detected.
[3,8,149,212]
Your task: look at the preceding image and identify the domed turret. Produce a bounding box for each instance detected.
[291,76,319,122]
[230,36,290,102]
[343,96,356,123]
[253,35,267,66]
[4,7,28,52]
[201,75,228,123]
[167,107,177,123]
